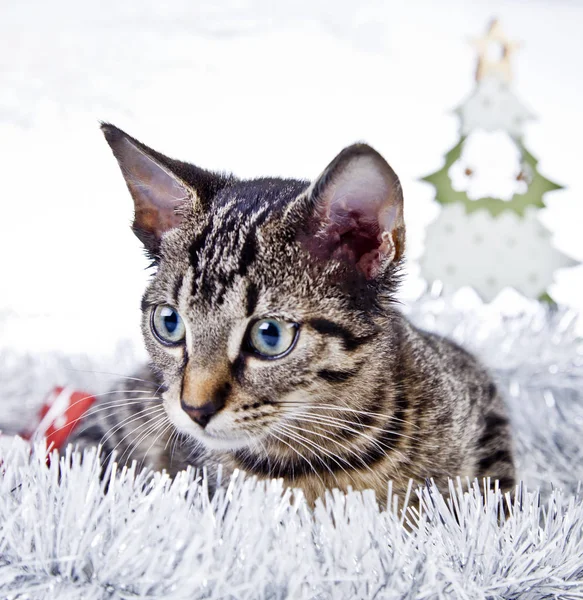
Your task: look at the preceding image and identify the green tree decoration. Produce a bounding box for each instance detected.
[420,19,577,302]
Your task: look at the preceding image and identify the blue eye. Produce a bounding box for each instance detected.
[151,305,186,345]
[248,318,299,358]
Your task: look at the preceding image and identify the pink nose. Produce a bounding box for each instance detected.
[180,398,224,428]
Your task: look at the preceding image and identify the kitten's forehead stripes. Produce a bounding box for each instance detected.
[245,282,259,318]
[187,208,262,305]
[236,218,262,279]
[173,274,184,304]
[186,180,307,307]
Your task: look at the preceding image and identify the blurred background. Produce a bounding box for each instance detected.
[1,0,582,357]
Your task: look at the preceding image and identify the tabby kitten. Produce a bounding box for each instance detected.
[71,124,515,504]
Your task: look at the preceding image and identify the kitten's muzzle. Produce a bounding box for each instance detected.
[180,365,231,428]
[180,397,224,428]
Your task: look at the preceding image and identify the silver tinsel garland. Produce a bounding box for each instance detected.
[1,293,583,598]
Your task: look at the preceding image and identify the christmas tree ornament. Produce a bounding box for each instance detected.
[420,19,578,302]
[0,387,96,461]
[471,19,520,83]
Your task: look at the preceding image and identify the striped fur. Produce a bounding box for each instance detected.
[69,125,515,504]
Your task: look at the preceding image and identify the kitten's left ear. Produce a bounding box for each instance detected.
[101,123,227,258]
[290,144,405,280]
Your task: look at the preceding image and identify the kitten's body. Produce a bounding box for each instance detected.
[70,126,515,504]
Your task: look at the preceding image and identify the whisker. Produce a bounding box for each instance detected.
[289,414,403,471]
[278,401,420,429]
[290,410,441,468]
[100,405,166,451]
[49,397,164,440]
[174,431,188,463]
[279,422,371,482]
[164,429,177,465]
[64,368,160,386]
[37,387,162,443]
[165,428,177,452]
[183,441,196,462]
[284,406,426,448]
[293,410,431,447]
[118,417,165,467]
[179,432,207,464]
[122,410,169,459]
[268,429,326,490]
[284,420,382,471]
[185,439,202,462]
[273,423,348,487]
[106,408,167,466]
[137,419,174,472]
[167,429,186,469]
[37,388,160,431]
[297,410,390,435]
[250,434,273,477]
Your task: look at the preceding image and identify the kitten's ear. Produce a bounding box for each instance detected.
[101,123,203,256]
[291,144,405,280]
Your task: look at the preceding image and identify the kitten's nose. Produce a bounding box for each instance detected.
[180,398,224,428]
[181,366,231,428]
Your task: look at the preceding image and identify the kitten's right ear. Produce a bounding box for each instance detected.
[285,143,405,281]
[101,123,224,258]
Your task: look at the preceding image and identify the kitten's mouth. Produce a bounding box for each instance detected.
[177,420,251,451]
[192,428,251,451]
[164,396,257,451]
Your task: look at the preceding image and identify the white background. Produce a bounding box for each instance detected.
[1,0,582,354]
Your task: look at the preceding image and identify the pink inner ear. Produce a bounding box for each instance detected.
[323,209,390,279]
[319,157,400,278]
[118,138,189,236]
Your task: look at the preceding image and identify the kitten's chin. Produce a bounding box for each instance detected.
[172,420,251,451]
[191,430,251,451]
[174,420,251,451]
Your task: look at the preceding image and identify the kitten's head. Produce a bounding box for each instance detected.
[102,124,405,452]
